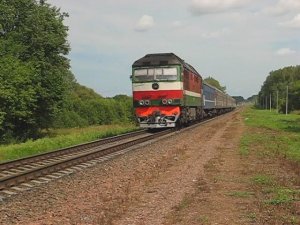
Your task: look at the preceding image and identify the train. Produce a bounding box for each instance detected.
[131,53,236,128]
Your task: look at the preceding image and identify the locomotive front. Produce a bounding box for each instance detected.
[132,53,184,128]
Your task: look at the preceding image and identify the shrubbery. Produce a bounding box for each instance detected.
[53,83,134,128]
[0,1,134,143]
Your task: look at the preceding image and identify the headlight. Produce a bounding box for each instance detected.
[139,100,144,105]
[162,99,167,105]
[145,100,150,105]
[167,99,173,104]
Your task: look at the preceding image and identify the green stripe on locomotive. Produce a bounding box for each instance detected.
[133,98,183,107]
[183,95,202,107]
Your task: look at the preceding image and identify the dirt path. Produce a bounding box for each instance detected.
[0,109,297,224]
[113,111,243,225]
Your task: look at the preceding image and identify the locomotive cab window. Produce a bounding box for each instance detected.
[157,68,177,81]
[134,69,154,82]
[133,67,178,82]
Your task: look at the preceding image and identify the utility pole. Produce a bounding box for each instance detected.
[270,93,272,111]
[286,85,289,115]
[276,90,279,113]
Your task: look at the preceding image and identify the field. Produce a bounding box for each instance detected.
[241,107,300,162]
[0,124,138,163]
[239,107,300,224]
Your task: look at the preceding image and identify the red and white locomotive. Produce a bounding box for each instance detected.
[131,53,235,128]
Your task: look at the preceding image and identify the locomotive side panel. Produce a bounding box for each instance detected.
[182,68,202,107]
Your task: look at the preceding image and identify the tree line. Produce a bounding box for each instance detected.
[0,0,134,144]
[258,65,300,113]
[53,83,134,129]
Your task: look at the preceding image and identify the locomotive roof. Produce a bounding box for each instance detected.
[132,53,200,76]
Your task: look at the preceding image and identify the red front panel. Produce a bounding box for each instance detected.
[135,106,180,117]
[133,90,183,100]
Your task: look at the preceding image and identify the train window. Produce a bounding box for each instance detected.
[163,68,177,75]
[134,67,177,82]
[134,69,154,81]
[156,68,177,81]
[148,69,155,75]
[155,68,163,75]
[135,69,147,76]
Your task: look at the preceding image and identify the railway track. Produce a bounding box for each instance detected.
[0,111,234,198]
[0,129,172,192]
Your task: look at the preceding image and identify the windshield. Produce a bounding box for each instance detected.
[134,67,177,82]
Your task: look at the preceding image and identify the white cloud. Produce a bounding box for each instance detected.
[264,0,300,16]
[172,21,183,28]
[201,28,230,39]
[279,14,300,28]
[134,15,154,32]
[189,0,252,15]
[45,0,300,98]
[276,48,296,55]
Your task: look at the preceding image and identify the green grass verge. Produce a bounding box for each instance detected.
[240,107,300,162]
[0,124,139,163]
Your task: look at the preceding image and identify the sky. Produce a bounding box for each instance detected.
[47,0,300,98]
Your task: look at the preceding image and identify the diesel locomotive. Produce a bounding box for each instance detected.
[131,53,236,128]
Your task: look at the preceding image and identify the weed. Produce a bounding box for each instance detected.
[174,196,191,211]
[265,187,299,205]
[287,216,300,225]
[239,136,249,156]
[196,215,209,224]
[251,174,275,186]
[245,212,257,222]
[227,191,254,198]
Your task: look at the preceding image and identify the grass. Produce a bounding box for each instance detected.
[240,107,300,163]
[240,107,300,224]
[0,124,139,163]
[245,212,257,223]
[243,108,300,132]
[265,187,300,205]
[251,174,275,186]
[251,174,299,205]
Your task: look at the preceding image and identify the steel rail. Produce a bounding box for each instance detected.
[0,129,172,190]
[0,129,147,171]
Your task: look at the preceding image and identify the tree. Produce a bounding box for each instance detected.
[204,76,226,92]
[258,65,300,112]
[232,96,245,104]
[0,0,71,142]
[0,57,37,141]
